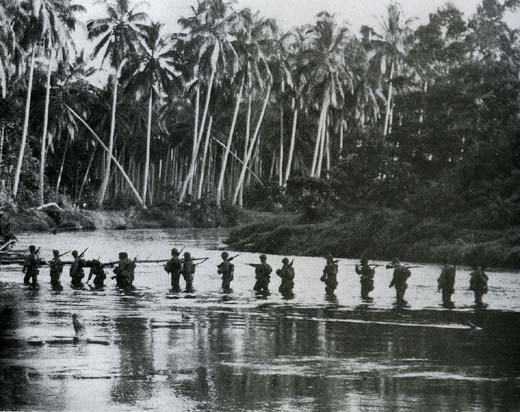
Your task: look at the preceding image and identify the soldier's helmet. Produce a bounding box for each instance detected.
[391,257,400,265]
[361,257,368,264]
[171,248,179,255]
[259,254,267,261]
[325,254,333,261]
[119,252,128,259]
[184,252,191,259]
[29,245,36,252]
[221,252,229,259]
[72,250,78,257]
[282,257,289,264]
[53,250,59,256]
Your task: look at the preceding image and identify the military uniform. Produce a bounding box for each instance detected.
[181,253,196,291]
[437,264,456,306]
[355,259,375,299]
[276,258,295,295]
[321,257,338,294]
[254,255,272,293]
[70,251,85,287]
[469,268,488,306]
[23,246,40,286]
[114,253,135,289]
[218,253,234,291]
[87,260,107,288]
[49,251,64,287]
[165,249,182,291]
[388,258,411,303]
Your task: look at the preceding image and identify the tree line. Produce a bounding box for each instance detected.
[0,0,518,216]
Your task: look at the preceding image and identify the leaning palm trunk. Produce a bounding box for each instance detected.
[97,70,119,206]
[13,47,36,199]
[142,91,153,203]
[197,116,213,200]
[0,125,5,167]
[216,78,244,206]
[39,54,53,206]
[311,98,328,177]
[283,107,298,186]
[383,60,395,137]
[278,103,284,186]
[66,105,145,207]
[232,85,271,206]
[56,138,69,192]
[239,93,252,207]
[316,119,327,178]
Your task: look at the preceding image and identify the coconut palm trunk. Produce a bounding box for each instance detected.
[311,97,328,177]
[216,78,243,206]
[13,46,36,199]
[283,107,297,186]
[142,91,153,203]
[232,85,271,205]
[278,103,284,186]
[56,137,69,192]
[39,54,53,205]
[239,93,252,207]
[383,60,395,137]
[197,116,213,199]
[97,69,119,206]
[77,146,96,201]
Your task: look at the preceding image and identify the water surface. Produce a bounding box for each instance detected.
[0,229,519,411]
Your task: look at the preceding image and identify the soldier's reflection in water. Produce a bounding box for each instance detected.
[110,317,154,405]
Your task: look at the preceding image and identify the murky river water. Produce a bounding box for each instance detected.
[1,229,519,411]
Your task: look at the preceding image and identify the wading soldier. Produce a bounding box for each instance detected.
[437,261,456,307]
[355,257,376,299]
[469,266,489,306]
[321,255,338,294]
[23,245,40,286]
[253,254,272,294]
[388,257,411,303]
[113,252,135,289]
[217,252,234,291]
[165,248,182,291]
[86,260,107,288]
[276,257,295,296]
[49,250,64,288]
[70,250,85,287]
[181,252,196,292]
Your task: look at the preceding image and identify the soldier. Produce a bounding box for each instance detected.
[469,266,489,306]
[181,252,196,292]
[48,250,64,288]
[321,255,338,294]
[355,257,376,299]
[437,261,456,307]
[86,260,107,288]
[165,248,182,291]
[113,252,136,289]
[253,254,272,294]
[388,257,411,303]
[22,245,40,286]
[217,252,234,291]
[276,257,295,296]
[70,250,85,287]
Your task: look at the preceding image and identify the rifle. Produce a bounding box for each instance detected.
[218,254,240,268]
[79,248,88,258]
[247,263,261,267]
[192,257,209,261]
[194,257,209,266]
[59,251,71,258]
[290,258,295,267]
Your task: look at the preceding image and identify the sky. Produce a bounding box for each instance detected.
[74,0,520,82]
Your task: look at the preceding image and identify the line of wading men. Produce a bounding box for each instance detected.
[20,245,490,306]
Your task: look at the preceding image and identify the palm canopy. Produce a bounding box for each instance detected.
[87,0,149,70]
[126,22,182,99]
[298,11,354,111]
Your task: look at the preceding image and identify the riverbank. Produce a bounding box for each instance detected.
[4,204,262,233]
[225,209,520,269]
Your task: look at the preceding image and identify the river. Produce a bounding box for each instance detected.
[0,228,519,411]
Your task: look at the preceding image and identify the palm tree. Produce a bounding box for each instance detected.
[37,0,85,206]
[297,12,354,178]
[87,0,149,206]
[369,2,413,137]
[177,0,240,203]
[127,22,179,204]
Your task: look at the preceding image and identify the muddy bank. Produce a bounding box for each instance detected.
[225,209,520,269]
[5,204,254,233]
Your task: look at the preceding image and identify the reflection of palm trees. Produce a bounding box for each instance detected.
[111,317,154,405]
